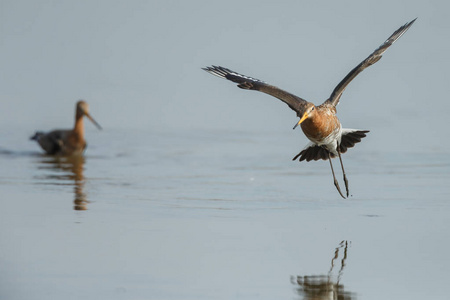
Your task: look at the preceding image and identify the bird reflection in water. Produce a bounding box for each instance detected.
[291,240,355,300]
[35,155,88,210]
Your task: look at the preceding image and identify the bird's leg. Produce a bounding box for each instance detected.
[328,153,346,199]
[337,148,349,197]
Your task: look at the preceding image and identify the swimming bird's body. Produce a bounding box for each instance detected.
[31,100,102,156]
[203,19,415,198]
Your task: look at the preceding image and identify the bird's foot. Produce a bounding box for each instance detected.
[334,179,346,199]
[343,175,349,197]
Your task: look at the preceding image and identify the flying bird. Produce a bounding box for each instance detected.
[31,100,102,156]
[203,19,416,198]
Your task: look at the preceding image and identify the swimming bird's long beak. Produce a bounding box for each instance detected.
[293,113,308,130]
[85,113,102,130]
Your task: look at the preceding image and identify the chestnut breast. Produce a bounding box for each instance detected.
[300,104,340,142]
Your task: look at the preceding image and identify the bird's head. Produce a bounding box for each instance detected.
[293,103,316,130]
[76,100,102,130]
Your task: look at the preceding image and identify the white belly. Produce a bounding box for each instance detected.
[306,124,342,155]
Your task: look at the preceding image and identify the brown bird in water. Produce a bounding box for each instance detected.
[30,100,102,156]
[203,19,416,198]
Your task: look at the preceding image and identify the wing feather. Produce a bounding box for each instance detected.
[326,18,416,107]
[203,66,309,115]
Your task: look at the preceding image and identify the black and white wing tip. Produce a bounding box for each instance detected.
[202,65,265,84]
[384,18,417,47]
[202,65,231,79]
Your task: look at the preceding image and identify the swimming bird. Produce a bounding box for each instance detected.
[203,19,415,198]
[30,100,102,156]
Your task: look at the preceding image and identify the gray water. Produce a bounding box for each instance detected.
[1,126,449,300]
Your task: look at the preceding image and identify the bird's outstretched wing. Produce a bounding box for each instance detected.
[203,66,309,115]
[326,18,416,107]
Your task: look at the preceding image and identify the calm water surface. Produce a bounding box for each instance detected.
[1,127,449,300]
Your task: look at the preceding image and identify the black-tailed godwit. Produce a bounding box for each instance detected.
[203,19,416,198]
[31,100,102,156]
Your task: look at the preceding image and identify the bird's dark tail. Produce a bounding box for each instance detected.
[293,130,369,162]
[30,132,44,141]
[338,130,370,154]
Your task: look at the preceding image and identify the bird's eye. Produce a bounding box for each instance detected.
[311,107,315,111]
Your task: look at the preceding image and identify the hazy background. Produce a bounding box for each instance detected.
[1,1,450,300]
[0,0,448,154]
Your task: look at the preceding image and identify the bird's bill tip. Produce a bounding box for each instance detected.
[85,113,102,130]
[293,113,308,130]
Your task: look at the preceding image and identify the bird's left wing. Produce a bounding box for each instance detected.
[203,66,309,115]
[326,18,416,107]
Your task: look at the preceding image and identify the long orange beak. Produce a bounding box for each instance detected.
[293,113,308,130]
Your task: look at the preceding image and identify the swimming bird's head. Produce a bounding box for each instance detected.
[76,100,102,130]
[293,103,316,130]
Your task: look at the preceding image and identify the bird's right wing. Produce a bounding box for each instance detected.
[203,66,309,115]
[326,18,416,107]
